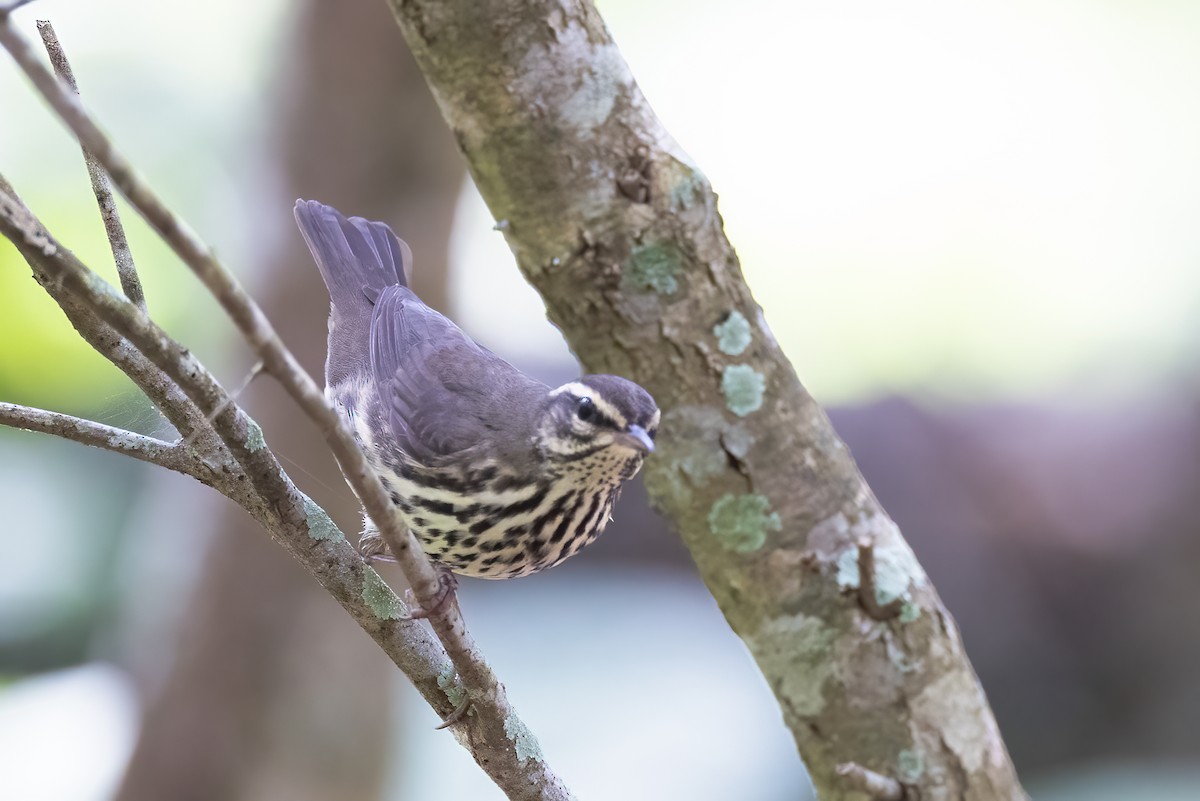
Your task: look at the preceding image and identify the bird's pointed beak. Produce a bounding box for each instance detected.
[616,424,655,454]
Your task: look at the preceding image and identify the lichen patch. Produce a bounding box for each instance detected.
[713,310,752,356]
[721,365,765,417]
[708,493,782,553]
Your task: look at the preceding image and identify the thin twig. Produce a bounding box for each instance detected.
[0,401,199,477]
[0,21,563,796]
[36,20,145,311]
[181,360,263,449]
[0,173,224,460]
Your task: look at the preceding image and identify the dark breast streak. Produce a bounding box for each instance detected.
[336,377,637,579]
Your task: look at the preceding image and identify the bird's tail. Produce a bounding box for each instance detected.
[293,199,413,385]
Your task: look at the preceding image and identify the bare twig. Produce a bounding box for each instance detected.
[0,401,199,477]
[35,20,144,310]
[836,762,905,800]
[1,172,213,457]
[181,360,263,449]
[0,18,566,798]
[856,539,904,621]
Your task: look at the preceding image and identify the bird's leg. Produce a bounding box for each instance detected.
[358,518,392,561]
[400,566,458,621]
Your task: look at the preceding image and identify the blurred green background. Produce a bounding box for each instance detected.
[3,1,1200,799]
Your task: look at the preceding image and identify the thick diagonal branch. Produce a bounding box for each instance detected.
[386,1,1026,799]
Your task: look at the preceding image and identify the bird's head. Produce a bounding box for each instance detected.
[535,375,659,464]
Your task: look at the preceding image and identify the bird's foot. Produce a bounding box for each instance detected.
[400,568,458,621]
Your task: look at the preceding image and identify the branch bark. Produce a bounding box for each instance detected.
[37,19,145,311]
[385,1,1027,798]
[0,402,195,476]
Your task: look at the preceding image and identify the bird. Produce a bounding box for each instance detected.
[293,200,659,583]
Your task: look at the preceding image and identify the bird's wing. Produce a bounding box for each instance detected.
[369,285,547,461]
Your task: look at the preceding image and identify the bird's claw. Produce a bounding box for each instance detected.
[399,569,458,621]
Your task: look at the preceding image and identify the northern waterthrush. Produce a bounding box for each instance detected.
[295,201,659,579]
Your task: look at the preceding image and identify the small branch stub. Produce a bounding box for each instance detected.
[856,538,904,621]
[836,762,905,801]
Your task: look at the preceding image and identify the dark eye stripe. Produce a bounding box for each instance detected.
[594,412,619,429]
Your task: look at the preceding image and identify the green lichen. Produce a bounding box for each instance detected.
[624,242,679,294]
[713,311,752,356]
[708,493,781,553]
[504,714,543,763]
[899,602,921,623]
[245,419,266,451]
[897,749,924,783]
[361,568,406,620]
[721,365,765,417]
[437,663,467,708]
[302,494,343,542]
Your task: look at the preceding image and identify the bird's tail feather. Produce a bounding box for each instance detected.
[294,199,412,308]
[293,199,413,386]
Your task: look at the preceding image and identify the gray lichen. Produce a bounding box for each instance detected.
[898,749,924,783]
[438,663,467,708]
[302,494,344,542]
[245,419,266,451]
[833,515,927,608]
[669,168,708,209]
[660,406,727,490]
[504,714,543,763]
[713,310,752,356]
[361,567,406,620]
[721,365,765,417]
[747,614,835,716]
[708,493,782,553]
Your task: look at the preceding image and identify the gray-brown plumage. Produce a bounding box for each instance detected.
[294,200,659,578]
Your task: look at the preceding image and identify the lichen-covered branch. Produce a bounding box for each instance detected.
[386,1,1026,798]
[0,401,196,476]
[0,17,571,799]
[37,19,145,311]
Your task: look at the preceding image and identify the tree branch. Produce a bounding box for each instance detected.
[0,171,223,459]
[385,1,1027,798]
[36,20,145,311]
[0,401,195,476]
[0,17,570,799]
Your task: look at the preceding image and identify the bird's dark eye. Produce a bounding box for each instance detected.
[575,396,596,423]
